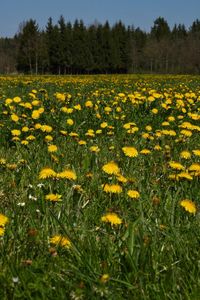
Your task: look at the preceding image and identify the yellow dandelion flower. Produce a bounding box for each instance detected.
[177,172,193,180]
[0,158,6,165]
[50,235,71,248]
[39,167,57,179]
[13,96,21,103]
[31,110,40,119]
[103,184,122,194]
[69,132,79,137]
[100,274,110,283]
[192,149,200,157]
[180,151,191,159]
[100,122,108,128]
[85,100,93,107]
[74,104,81,110]
[12,137,20,142]
[40,125,53,133]
[45,194,62,202]
[116,174,127,183]
[96,129,102,134]
[5,98,12,105]
[89,146,100,153]
[22,126,29,132]
[48,144,58,153]
[45,135,53,142]
[21,140,29,145]
[145,125,152,131]
[169,161,185,170]
[0,214,9,227]
[180,130,192,137]
[140,149,151,155]
[11,129,21,136]
[6,163,17,170]
[154,145,162,151]
[188,163,200,172]
[78,140,86,145]
[0,227,5,236]
[11,114,19,122]
[60,130,67,136]
[102,162,120,175]
[101,213,122,225]
[35,123,41,129]
[180,199,196,214]
[57,169,77,180]
[151,108,158,114]
[122,146,138,157]
[26,135,36,141]
[127,190,140,199]
[66,119,74,126]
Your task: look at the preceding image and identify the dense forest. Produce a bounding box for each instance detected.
[1,16,200,74]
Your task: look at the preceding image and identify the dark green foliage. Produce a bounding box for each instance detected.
[2,16,200,74]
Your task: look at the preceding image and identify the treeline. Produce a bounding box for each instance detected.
[1,16,200,74]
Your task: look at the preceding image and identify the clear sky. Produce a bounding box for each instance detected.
[1,0,200,37]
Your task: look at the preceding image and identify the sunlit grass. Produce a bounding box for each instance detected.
[0,74,200,299]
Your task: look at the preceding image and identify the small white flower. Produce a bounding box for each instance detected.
[13,277,19,283]
[17,202,25,207]
[37,183,44,188]
[28,195,37,201]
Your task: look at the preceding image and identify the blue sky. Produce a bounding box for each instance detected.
[1,0,200,37]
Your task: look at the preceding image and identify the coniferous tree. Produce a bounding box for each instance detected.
[17,19,40,74]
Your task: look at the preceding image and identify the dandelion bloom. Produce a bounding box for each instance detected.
[39,167,57,179]
[101,213,122,225]
[140,149,151,155]
[192,149,200,157]
[11,114,19,122]
[78,140,86,145]
[45,194,62,202]
[100,122,108,128]
[0,214,9,236]
[40,125,53,133]
[177,172,193,180]
[11,129,21,136]
[66,119,74,126]
[26,135,36,141]
[188,163,200,173]
[50,235,71,248]
[0,214,9,227]
[122,146,138,157]
[116,174,127,183]
[100,274,110,283]
[127,190,140,199]
[48,144,58,153]
[180,151,191,159]
[89,146,100,153]
[45,135,53,142]
[57,169,77,180]
[169,161,184,171]
[0,227,5,236]
[31,110,40,119]
[152,108,158,114]
[180,199,196,214]
[180,130,192,137]
[102,162,120,175]
[85,100,93,108]
[103,184,122,194]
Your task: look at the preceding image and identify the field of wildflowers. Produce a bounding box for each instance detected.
[0,74,200,299]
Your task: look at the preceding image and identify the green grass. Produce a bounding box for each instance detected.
[0,74,200,299]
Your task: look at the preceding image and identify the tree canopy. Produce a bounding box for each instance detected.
[1,17,200,74]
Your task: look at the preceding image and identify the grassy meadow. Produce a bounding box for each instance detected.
[1,74,200,299]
